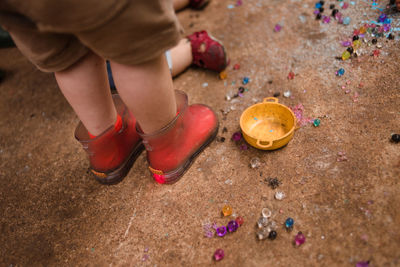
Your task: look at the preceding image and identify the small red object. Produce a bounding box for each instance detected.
[287,71,295,80]
[235,216,244,226]
[373,50,380,57]
[233,63,240,70]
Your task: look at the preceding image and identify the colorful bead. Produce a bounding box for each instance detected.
[268,230,278,240]
[256,228,269,240]
[352,40,361,50]
[257,216,269,228]
[343,16,351,25]
[322,15,330,23]
[261,208,272,218]
[391,134,400,143]
[342,51,351,61]
[274,24,282,32]
[274,191,286,200]
[359,26,366,34]
[222,205,233,216]
[347,47,354,54]
[353,35,359,41]
[315,2,322,8]
[216,226,227,237]
[295,231,306,246]
[219,70,227,80]
[231,132,242,141]
[227,220,239,232]
[356,261,370,267]
[373,50,380,57]
[287,71,295,80]
[313,119,321,127]
[285,217,294,229]
[242,77,250,85]
[214,249,224,261]
[336,68,345,77]
[235,216,244,226]
[233,63,240,70]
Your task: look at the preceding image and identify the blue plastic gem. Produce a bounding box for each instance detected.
[336,68,345,77]
[285,217,294,229]
[343,17,351,25]
[242,77,250,85]
[378,14,387,23]
[315,2,322,8]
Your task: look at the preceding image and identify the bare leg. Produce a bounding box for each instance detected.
[169,38,193,77]
[55,52,117,136]
[110,55,177,133]
[173,0,190,11]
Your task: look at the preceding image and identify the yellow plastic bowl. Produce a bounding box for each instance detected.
[240,97,296,150]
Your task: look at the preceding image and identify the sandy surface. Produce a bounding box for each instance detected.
[0,0,399,266]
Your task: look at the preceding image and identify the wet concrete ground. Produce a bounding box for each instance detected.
[0,0,399,266]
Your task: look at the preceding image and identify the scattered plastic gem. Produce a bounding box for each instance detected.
[378,13,387,23]
[356,261,370,267]
[342,2,349,9]
[274,24,282,32]
[268,230,278,240]
[316,13,322,20]
[331,9,338,17]
[216,226,227,237]
[227,4,235,9]
[329,4,335,9]
[238,87,245,93]
[373,50,380,57]
[391,134,400,143]
[262,208,272,218]
[295,232,306,246]
[359,26,366,34]
[283,91,292,98]
[313,118,321,127]
[352,40,361,50]
[222,205,233,216]
[257,216,269,228]
[336,68,345,77]
[250,157,261,168]
[231,132,242,141]
[219,71,227,80]
[266,220,277,232]
[315,2,322,8]
[388,34,394,40]
[347,47,354,54]
[285,217,294,229]
[214,249,224,261]
[343,16,351,25]
[227,220,239,232]
[242,77,250,85]
[235,216,244,226]
[256,228,269,240]
[342,50,351,60]
[323,16,331,23]
[202,82,209,87]
[287,71,295,80]
[342,41,352,47]
[233,63,240,70]
[235,0,242,6]
[239,144,248,150]
[265,177,281,189]
[319,7,324,12]
[275,191,286,200]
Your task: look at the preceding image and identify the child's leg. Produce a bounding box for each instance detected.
[55,52,117,136]
[173,0,190,11]
[169,38,193,77]
[110,54,177,133]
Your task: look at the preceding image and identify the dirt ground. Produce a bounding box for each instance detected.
[1,0,399,266]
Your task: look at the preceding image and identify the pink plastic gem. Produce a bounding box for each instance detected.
[233,63,240,70]
[214,249,224,261]
[373,50,380,57]
[287,71,295,80]
[274,24,282,32]
[342,2,349,9]
[322,16,331,23]
[295,232,306,246]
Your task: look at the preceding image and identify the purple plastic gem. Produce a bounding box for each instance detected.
[231,132,242,141]
[227,220,239,232]
[214,249,224,261]
[313,10,320,14]
[342,41,352,47]
[216,226,227,237]
[322,15,331,23]
[356,261,369,267]
[294,231,306,246]
[274,24,282,32]
[378,14,387,23]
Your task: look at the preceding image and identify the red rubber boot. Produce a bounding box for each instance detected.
[187,31,228,72]
[137,90,219,184]
[75,94,144,184]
